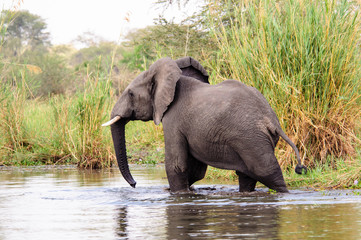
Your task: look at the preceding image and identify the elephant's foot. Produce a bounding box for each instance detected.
[170,188,194,195]
[273,187,289,193]
[236,171,257,192]
[165,167,191,193]
[168,182,190,193]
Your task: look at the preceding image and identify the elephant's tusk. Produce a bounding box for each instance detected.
[102,116,121,127]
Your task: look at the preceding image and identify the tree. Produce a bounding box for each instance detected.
[1,10,50,56]
[72,31,106,49]
[121,17,214,70]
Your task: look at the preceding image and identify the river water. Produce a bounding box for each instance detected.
[0,165,361,240]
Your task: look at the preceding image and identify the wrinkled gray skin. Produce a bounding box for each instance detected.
[107,57,306,193]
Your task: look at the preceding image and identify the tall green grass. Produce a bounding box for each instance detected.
[0,68,59,165]
[0,71,28,157]
[207,0,361,168]
[45,64,119,168]
[72,72,113,168]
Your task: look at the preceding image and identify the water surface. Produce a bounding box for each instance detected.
[1,165,361,239]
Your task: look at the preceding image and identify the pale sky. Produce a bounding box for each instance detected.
[2,0,202,46]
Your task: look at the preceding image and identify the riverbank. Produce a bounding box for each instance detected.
[205,156,361,190]
[2,157,360,190]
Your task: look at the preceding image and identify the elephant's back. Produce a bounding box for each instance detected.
[191,80,274,118]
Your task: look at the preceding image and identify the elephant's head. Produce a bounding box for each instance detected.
[102,57,208,188]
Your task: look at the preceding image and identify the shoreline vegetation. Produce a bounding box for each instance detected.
[1,0,360,190]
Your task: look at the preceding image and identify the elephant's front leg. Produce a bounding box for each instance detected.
[165,162,190,192]
[164,136,191,192]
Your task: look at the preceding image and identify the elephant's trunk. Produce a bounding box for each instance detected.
[110,118,136,188]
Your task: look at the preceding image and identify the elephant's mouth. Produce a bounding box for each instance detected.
[130,110,136,120]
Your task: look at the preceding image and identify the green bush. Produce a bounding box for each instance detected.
[25,52,72,96]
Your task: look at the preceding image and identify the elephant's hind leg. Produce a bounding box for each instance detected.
[237,146,289,193]
[236,171,257,192]
[254,153,289,193]
[257,164,289,193]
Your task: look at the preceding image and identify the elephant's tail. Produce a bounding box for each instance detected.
[277,129,307,175]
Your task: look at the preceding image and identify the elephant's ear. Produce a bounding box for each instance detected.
[175,56,209,84]
[149,57,182,125]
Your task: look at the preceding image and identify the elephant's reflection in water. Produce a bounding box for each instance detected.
[115,201,279,239]
[115,205,167,239]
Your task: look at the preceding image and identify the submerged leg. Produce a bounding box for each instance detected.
[236,171,257,192]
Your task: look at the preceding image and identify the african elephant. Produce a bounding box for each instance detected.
[103,57,307,193]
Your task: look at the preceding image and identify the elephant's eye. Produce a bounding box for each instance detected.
[128,90,134,98]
